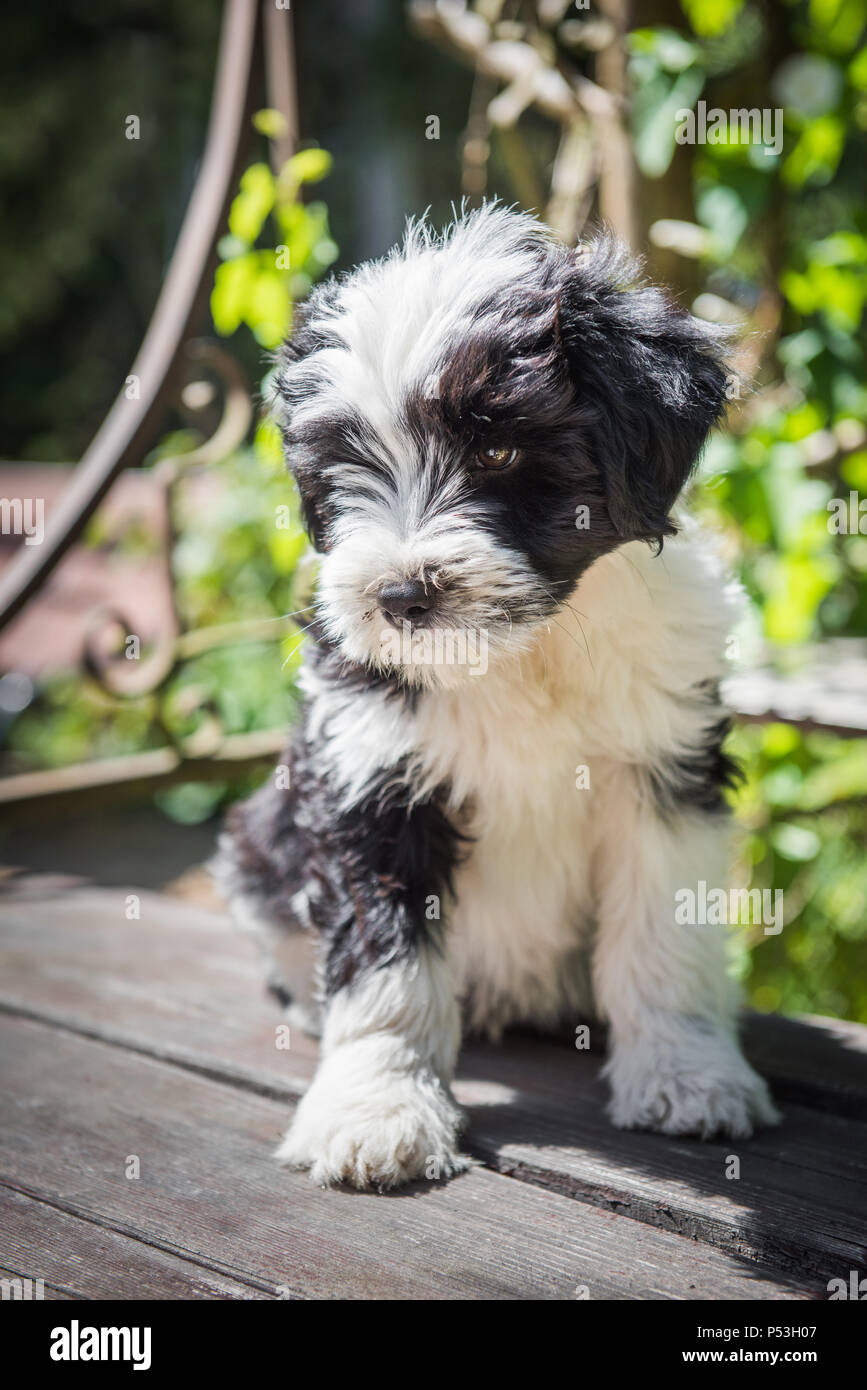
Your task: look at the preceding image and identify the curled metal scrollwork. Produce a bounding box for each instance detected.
[83,340,255,743]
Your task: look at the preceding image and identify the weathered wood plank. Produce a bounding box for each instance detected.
[0,1187,267,1300]
[0,1015,814,1300]
[0,882,317,1096]
[3,882,866,1115]
[454,1033,867,1283]
[0,1267,72,1300]
[740,1011,867,1120]
[725,647,867,739]
[1,881,864,1285]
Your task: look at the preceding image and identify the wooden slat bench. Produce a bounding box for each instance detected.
[0,873,865,1301]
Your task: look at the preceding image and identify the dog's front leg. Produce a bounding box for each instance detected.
[276,786,466,1189]
[278,944,466,1188]
[591,764,779,1139]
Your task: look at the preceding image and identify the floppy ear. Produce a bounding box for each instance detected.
[556,237,730,545]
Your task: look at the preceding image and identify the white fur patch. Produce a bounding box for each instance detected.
[288,206,554,436]
[603,1020,780,1138]
[276,945,468,1187]
[392,525,747,1037]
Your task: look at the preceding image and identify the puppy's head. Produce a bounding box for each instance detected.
[274,206,728,687]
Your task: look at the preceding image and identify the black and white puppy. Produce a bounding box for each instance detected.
[217,206,779,1189]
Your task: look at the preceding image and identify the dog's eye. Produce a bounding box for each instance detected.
[474,446,518,471]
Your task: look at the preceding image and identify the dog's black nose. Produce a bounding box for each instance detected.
[378,578,434,625]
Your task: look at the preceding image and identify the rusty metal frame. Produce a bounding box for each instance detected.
[0,0,308,820]
[0,728,287,826]
[0,0,263,632]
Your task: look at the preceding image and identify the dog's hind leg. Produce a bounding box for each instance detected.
[590,760,779,1139]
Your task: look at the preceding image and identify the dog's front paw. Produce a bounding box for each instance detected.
[605,1022,780,1140]
[276,1048,468,1189]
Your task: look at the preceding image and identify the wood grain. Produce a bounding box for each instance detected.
[0,1015,814,1300]
[3,882,866,1112]
[0,1187,267,1300]
[1,878,864,1297]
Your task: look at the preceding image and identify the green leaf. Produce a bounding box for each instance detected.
[848,44,867,87]
[155,782,227,825]
[631,67,705,177]
[781,255,867,331]
[808,0,867,55]
[771,823,821,861]
[777,329,826,367]
[210,254,258,335]
[283,147,333,188]
[255,417,284,470]
[695,183,749,256]
[798,742,867,809]
[762,553,839,643]
[228,162,275,244]
[841,449,867,489]
[253,107,289,139]
[268,528,308,576]
[782,114,845,187]
[680,0,744,39]
[246,266,292,348]
[629,28,699,72]
[809,231,867,264]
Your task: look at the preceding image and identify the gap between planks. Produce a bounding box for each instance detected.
[0,1013,817,1301]
[1,884,865,1289]
[0,995,859,1288]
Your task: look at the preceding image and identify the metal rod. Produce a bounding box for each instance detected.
[264,0,299,169]
[0,0,260,634]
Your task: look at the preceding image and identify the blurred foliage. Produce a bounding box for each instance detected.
[10,427,309,784]
[631,0,867,1018]
[11,118,333,816]
[211,131,337,348]
[0,0,223,461]
[4,5,866,1021]
[0,0,468,461]
[728,722,867,1020]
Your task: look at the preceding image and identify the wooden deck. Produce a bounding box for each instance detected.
[1,871,866,1301]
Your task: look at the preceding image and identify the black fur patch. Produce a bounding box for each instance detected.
[226,690,466,997]
[401,285,617,601]
[645,686,742,818]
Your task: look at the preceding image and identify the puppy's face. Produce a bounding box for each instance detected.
[275,208,728,687]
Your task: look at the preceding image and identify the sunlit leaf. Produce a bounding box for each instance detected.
[631,68,704,177]
[210,254,258,335]
[679,0,744,38]
[228,162,275,244]
[782,114,845,186]
[809,0,867,54]
[771,823,821,861]
[282,146,333,189]
[253,107,289,139]
[246,266,292,347]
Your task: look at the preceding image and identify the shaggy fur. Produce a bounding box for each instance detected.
[215,206,778,1189]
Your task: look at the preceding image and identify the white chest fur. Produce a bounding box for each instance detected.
[309,529,740,1033]
[411,637,601,1031]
